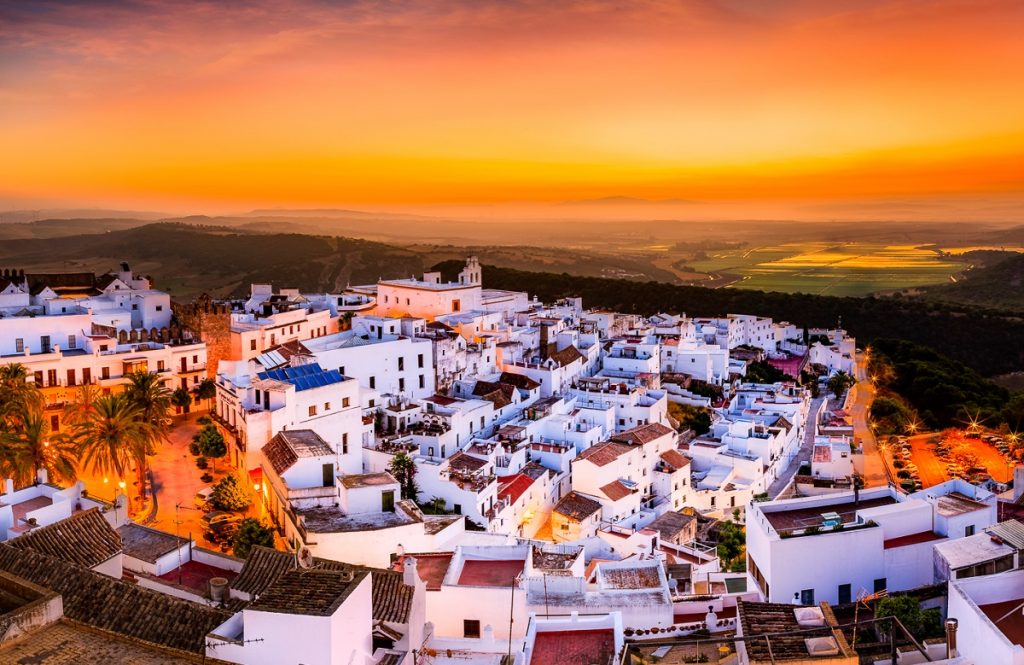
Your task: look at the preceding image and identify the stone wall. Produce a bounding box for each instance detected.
[173,294,233,378]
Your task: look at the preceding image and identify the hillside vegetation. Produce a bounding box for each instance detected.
[0,223,423,298]
[922,251,1024,312]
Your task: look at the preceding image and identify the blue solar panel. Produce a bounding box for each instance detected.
[257,363,343,391]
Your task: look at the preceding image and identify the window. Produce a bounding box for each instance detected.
[15,338,23,353]
[193,355,198,363]
[338,366,345,376]
[40,336,51,353]
[66,369,76,386]
[418,354,424,368]
[463,620,480,639]
[33,371,43,385]
[369,376,376,389]
[324,402,331,411]
[131,303,139,310]
[418,375,425,389]
[873,578,887,593]
[966,525,976,537]
[369,399,375,408]
[250,339,257,351]
[67,334,76,349]
[342,397,350,408]
[322,464,334,487]
[156,305,163,312]
[47,369,57,386]
[82,368,91,384]
[50,415,60,432]
[838,584,852,605]
[399,378,405,392]
[101,367,110,380]
[800,589,815,606]
[398,357,404,371]
[270,334,276,346]
[308,405,317,417]
[157,360,165,371]
[453,504,462,515]
[382,490,395,513]
[342,433,349,454]
[452,299,461,312]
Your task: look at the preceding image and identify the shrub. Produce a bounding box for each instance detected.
[210,474,250,512]
[196,456,208,469]
[201,473,214,483]
[197,415,212,426]
[232,518,275,558]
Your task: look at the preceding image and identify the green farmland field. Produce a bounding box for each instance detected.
[688,243,966,296]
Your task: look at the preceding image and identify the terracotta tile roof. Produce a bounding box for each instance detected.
[0,544,230,655]
[738,600,853,662]
[232,546,414,623]
[448,451,487,473]
[498,474,537,505]
[812,445,832,464]
[498,372,541,391]
[472,381,516,408]
[599,564,661,589]
[658,449,690,471]
[574,441,634,467]
[229,546,296,597]
[549,345,584,368]
[600,480,634,502]
[250,568,367,616]
[646,511,695,540]
[883,531,944,549]
[10,508,121,569]
[610,422,675,446]
[554,492,602,521]
[262,430,334,475]
[476,388,512,409]
[340,472,397,489]
[117,522,188,564]
[532,628,616,665]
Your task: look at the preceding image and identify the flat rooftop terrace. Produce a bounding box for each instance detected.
[532,629,615,665]
[457,559,524,587]
[762,495,897,532]
[981,599,1024,647]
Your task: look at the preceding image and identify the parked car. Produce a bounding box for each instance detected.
[194,487,214,510]
[202,511,243,529]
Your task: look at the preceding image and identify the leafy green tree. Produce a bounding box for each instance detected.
[715,519,746,572]
[388,452,419,500]
[668,402,712,435]
[232,518,275,558]
[0,364,43,433]
[192,425,226,472]
[875,595,944,640]
[210,474,250,512]
[172,387,192,414]
[745,361,793,384]
[196,378,217,411]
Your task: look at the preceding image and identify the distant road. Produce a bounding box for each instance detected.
[850,353,889,487]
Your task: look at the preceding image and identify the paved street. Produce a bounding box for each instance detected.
[766,395,825,498]
[850,352,889,487]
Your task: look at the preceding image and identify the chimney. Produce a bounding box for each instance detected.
[945,618,958,658]
[403,555,420,587]
[36,468,48,485]
[3,478,12,495]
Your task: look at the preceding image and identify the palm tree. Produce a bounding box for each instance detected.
[124,371,172,499]
[0,408,78,487]
[0,364,43,432]
[73,393,158,509]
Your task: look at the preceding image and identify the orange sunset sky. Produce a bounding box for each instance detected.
[2,0,1024,219]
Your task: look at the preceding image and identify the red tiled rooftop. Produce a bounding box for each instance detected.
[981,599,1024,647]
[883,531,945,549]
[531,629,615,665]
[402,552,453,591]
[157,559,237,593]
[457,559,524,587]
[763,496,897,532]
[498,474,536,505]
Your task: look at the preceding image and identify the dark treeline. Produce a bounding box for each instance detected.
[434,261,1024,377]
